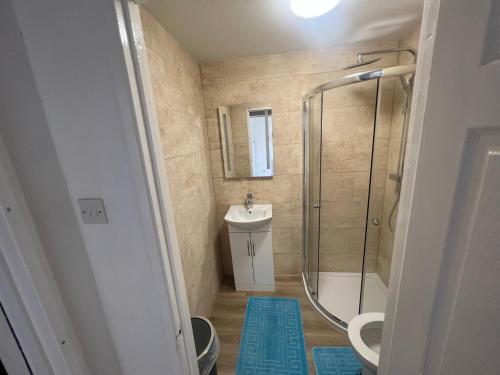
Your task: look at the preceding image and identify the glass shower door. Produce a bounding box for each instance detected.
[361,78,398,313]
[361,78,412,314]
[303,92,323,298]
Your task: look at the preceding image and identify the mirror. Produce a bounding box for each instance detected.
[218,104,273,178]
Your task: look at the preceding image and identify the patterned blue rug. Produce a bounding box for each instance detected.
[312,347,362,375]
[236,297,309,374]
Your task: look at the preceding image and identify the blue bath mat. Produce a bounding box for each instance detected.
[236,297,308,374]
[312,347,361,375]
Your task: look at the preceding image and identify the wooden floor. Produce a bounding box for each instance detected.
[209,277,350,375]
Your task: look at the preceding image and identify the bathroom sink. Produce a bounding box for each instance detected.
[224,204,272,230]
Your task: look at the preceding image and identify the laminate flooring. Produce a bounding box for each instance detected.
[208,277,351,375]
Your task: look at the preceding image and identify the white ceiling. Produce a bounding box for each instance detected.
[142,0,423,61]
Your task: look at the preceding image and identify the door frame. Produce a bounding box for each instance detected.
[380,0,498,373]
[116,0,493,374]
[0,138,89,375]
[116,1,200,374]
[378,0,441,372]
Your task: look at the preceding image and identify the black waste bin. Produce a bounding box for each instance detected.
[191,316,219,375]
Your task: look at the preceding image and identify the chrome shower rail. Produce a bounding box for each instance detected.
[302,272,348,333]
[303,64,416,101]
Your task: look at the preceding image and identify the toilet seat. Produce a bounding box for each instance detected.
[348,312,384,369]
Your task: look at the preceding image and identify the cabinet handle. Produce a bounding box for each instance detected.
[247,239,250,256]
[251,240,255,257]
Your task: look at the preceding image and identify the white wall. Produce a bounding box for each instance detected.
[0,2,121,374]
[1,0,185,374]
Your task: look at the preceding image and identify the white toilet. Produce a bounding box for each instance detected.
[347,313,384,375]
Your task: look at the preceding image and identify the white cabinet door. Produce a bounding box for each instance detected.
[228,232,254,286]
[250,231,274,286]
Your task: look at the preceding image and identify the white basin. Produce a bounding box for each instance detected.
[224,204,272,230]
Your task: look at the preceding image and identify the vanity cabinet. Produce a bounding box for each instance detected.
[228,223,274,291]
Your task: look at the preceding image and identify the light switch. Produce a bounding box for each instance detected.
[78,198,108,224]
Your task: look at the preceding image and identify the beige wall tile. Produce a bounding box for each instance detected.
[363,254,377,273]
[290,111,303,144]
[364,226,381,257]
[320,201,354,229]
[349,228,365,254]
[210,149,224,178]
[319,228,350,253]
[370,170,387,202]
[222,53,290,82]
[290,47,348,75]
[206,118,221,150]
[273,228,301,254]
[273,144,303,175]
[373,137,389,171]
[200,61,224,85]
[141,7,222,315]
[165,154,202,200]
[376,78,396,139]
[323,107,356,143]
[213,178,249,205]
[353,171,370,201]
[274,254,301,275]
[319,254,363,272]
[322,139,372,173]
[272,112,292,146]
[158,109,204,159]
[287,73,328,104]
[321,172,354,202]
[351,199,368,228]
[323,80,377,108]
[322,106,375,143]
[272,203,302,230]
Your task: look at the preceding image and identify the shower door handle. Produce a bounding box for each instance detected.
[313,204,320,208]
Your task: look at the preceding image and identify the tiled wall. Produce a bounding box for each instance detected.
[140,9,222,316]
[377,27,421,285]
[200,41,400,276]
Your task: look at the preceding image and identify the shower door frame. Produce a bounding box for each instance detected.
[301,64,416,332]
[302,93,322,301]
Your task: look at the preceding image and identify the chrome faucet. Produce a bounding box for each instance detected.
[246,192,254,210]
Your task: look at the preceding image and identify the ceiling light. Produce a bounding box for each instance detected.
[291,0,341,18]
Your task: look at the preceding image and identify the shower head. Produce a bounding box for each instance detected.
[342,57,381,70]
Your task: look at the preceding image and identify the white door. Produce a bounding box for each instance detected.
[250,232,274,285]
[381,1,500,374]
[229,232,254,286]
[0,303,32,375]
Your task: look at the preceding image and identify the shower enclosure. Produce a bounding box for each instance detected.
[302,62,415,331]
